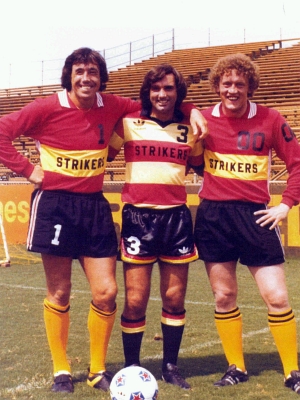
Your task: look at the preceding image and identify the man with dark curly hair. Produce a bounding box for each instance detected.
[108,64,205,390]
[194,53,300,394]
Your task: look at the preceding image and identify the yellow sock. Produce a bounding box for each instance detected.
[215,307,246,372]
[43,298,71,375]
[268,308,299,377]
[88,302,117,374]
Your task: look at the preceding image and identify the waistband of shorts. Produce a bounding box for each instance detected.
[201,199,267,209]
[35,189,104,199]
[124,203,187,213]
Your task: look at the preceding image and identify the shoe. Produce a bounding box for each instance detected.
[51,373,74,393]
[87,371,113,391]
[162,363,191,389]
[285,370,300,394]
[214,364,249,387]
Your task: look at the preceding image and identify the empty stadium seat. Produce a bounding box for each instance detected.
[1,39,300,182]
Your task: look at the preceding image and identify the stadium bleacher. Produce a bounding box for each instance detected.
[1,38,300,182]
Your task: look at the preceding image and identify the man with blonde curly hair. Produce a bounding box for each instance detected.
[194,53,300,394]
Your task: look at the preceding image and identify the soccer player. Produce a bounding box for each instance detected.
[0,49,207,393]
[108,64,205,389]
[194,53,300,394]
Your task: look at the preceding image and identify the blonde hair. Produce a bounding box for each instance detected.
[208,53,260,97]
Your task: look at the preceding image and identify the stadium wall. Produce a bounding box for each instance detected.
[0,183,299,256]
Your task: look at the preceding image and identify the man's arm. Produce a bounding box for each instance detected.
[0,100,47,180]
[190,108,209,139]
[28,165,44,187]
[254,113,300,230]
[179,102,208,138]
[186,135,204,176]
[107,118,125,162]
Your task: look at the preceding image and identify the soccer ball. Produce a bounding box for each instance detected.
[110,366,159,400]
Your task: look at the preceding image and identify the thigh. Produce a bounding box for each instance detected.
[205,261,238,311]
[159,262,189,312]
[123,263,153,319]
[42,253,73,305]
[80,255,117,312]
[248,264,290,312]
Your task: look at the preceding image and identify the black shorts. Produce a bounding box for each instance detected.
[121,204,198,264]
[194,200,285,266]
[27,190,118,258]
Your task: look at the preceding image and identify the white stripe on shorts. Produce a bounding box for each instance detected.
[26,190,44,250]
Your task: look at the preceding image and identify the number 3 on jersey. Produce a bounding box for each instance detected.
[126,236,141,255]
[177,125,188,143]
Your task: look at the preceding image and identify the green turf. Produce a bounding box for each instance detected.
[1,248,300,399]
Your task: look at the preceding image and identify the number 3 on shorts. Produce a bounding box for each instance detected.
[126,236,141,255]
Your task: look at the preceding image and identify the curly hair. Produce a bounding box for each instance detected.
[61,47,108,92]
[140,64,187,112]
[208,53,260,97]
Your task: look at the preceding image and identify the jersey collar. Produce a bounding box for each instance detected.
[58,89,104,108]
[140,107,184,127]
[211,101,257,119]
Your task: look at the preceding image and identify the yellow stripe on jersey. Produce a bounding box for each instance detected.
[40,144,108,177]
[126,161,184,185]
[124,119,195,145]
[204,149,269,180]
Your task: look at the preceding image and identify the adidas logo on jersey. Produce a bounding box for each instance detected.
[133,119,145,126]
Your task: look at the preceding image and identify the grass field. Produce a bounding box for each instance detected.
[1,246,300,399]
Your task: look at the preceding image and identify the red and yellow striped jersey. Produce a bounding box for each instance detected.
[0,90,140,193]
[108,111,203,208]
[199,101,300,208]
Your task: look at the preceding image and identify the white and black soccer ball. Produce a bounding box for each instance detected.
[110,366,159,400]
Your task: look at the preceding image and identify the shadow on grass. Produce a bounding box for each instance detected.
[101,352,289,382]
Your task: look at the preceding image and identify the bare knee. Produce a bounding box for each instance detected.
[264,288,290,312]
[124,291,148,319]
[47,282,72,306]
[162,286,186,313]
[92,282,118,312]
[213,287,237,311]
